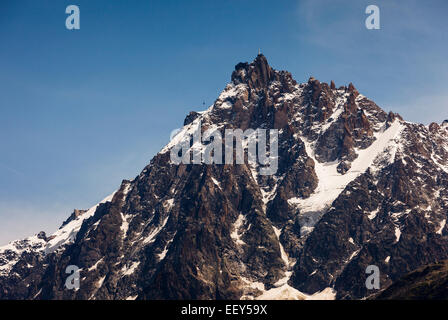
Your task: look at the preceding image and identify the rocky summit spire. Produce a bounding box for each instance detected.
[231,54,275,89]
[330,80,336,90]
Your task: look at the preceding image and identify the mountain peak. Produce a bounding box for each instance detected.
[231,54,275,88]
[253,53,268,66]
[2,55,448,301]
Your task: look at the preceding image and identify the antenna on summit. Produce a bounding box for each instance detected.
[258,48,261,55]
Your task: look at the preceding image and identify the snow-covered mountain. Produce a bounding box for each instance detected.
[1,54,448,300]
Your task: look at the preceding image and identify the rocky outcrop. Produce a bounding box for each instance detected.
[374,260,448,299]
[60,209,88,228]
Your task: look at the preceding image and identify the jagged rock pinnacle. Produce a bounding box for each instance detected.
[231,54,274,89]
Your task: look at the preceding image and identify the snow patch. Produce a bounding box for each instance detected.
[348,249,360,262]
[211,177,221,189]
[142,215,170,245]
[163,198,175,211]
[120,212,130,236]
[272,226,293,268]
[256,286,336,300]
[157,234,176,261]
[394,226,401,242]
[121,261,140,276]
[436,219,446,235]
[368,208,379,220]
[231,214,246,246]
[88,258,103,272]
[96,275,106,288]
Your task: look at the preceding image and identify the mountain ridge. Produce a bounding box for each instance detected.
[1,54,447,300]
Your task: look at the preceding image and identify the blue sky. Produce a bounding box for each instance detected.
[0,0,447,244]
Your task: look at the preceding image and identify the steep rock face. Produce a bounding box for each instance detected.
[374,260,448,299]
[291,120,448,299]
[0,55,447,300]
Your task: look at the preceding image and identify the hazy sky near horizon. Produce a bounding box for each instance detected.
[0,0,447,244]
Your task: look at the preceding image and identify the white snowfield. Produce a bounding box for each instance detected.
[256,285,336,300]
[0,234,46,276]
[289,120,404,236]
